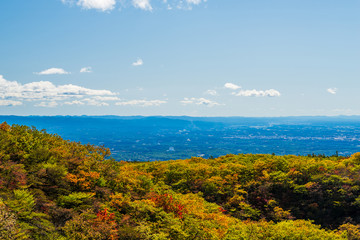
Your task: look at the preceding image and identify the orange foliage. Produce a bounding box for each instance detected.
[0,122,10,131]
[65,170,100,190]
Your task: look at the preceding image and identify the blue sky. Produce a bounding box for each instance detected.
[0,0,359,116]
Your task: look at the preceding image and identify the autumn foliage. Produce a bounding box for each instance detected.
[151,193,187,219]
[0,122,360,239]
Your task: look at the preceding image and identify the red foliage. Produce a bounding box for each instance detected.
[95,208,116,223]
[93,208,118,240]
[151,193,187,219]
[219,207,227,213]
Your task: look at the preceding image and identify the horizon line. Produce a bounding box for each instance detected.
[1,114,360,118]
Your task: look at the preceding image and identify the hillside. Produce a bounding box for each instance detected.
[1,122,360,239]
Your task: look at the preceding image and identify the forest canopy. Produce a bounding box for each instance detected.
[0,122,360,239]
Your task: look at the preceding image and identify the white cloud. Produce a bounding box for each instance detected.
[132,0,152,11]
[327,88,337,95]
[132,58,144,66]
[61,0,75,5]
[0,100,22,106]
[64,100,85,105]
[180,97,220,107]
[0,75,117,107]
[224,83,241,90]
[77,0,116,11]
[224,82,280,97]
[35,101,58,108]
[80,67,92,73]
[235,89,281,97]
[62,0,207,11]
[116,99,166,107]
[92,96,121,101]
[83,98,110,106]
[205,90,217,96]
[63,98,109,107]
[176,0,207,10]
[36,68,70,75]
[186,0,204,5]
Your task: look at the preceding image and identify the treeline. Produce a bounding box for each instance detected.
[0,122,360,239]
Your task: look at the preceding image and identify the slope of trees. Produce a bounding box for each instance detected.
[0,122,360,239]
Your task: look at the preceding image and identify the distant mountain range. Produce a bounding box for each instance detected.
[1,115,360,161]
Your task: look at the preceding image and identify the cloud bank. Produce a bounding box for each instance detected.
[0,75,116,107]
[0,100,22,106]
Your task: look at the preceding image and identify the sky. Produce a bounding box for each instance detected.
[0,0,359,117]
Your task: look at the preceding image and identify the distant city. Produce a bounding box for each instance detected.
[1,115,360,161]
